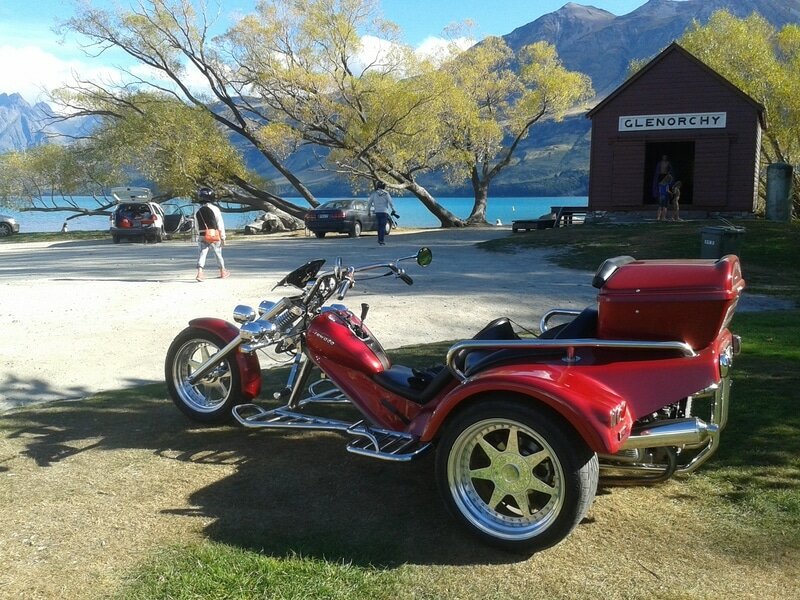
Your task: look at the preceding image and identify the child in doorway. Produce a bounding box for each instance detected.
[670,180,682,221]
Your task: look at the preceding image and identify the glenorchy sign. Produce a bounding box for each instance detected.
[618,112,727,132]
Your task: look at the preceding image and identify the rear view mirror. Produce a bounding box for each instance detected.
[417,247,433,267]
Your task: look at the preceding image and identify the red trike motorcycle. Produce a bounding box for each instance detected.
[165,248,744,552]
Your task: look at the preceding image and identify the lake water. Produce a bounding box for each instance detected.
[3,195,588,233]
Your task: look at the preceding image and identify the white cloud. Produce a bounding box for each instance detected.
[414,36,476,64]
[356,35,405,72]
[0,34,478,106]
[355,34,476,74]
[0,44,122,105]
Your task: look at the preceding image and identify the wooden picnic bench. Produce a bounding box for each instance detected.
[511,206,589,232]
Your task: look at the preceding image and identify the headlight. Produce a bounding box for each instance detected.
[240,320,278,341]
[258,300,278,316]
[233,305,257,323]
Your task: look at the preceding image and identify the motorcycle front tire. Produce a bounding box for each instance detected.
[165,327,245,424]
[435,398,599,553]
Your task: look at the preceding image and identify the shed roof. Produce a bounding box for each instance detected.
[586,42,766,129]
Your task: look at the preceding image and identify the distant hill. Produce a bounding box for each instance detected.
[0,93,53,153]
[0,92,94,153]
[2,0,797,197]
[502,0,799,97]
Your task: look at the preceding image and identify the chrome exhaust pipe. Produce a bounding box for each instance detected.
[620,417,719,450]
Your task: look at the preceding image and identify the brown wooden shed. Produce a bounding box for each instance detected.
[586,43,766,215]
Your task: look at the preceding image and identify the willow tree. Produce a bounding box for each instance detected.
[224,0,465,226]
[681,10,800,213]
[59,0,317,216]
[438,38,593,224]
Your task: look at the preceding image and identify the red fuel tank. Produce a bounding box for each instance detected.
[305,309,390,375]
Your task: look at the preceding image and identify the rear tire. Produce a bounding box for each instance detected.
[435,399,598,553]
[165,327,245,423]
[314,231,326,239]
[112,234,120,244]
[349,221,362,238]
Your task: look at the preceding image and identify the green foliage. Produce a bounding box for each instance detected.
[226,0,447,181]
[88,93,248,197]
[0,92,248,207]
[0,143,120,207]
[680,11,800,215]
[436,37,593,221]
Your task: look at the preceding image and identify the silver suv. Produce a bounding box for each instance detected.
[109,187,166,243]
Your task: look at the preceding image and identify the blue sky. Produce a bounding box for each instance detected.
[0,0,649,102]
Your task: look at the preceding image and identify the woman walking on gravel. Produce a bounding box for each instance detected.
[194,187,230,281]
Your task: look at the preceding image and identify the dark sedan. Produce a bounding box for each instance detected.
[304,199,390,238]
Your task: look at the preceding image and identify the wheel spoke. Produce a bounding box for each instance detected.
[487,486,507,510]
[211,375,230,395]
[505,426,520,455]
[524,449,549,470]
[512,492,533,516]
[469,466,495,481]
[476,435,501,460]
[528,476,556,496]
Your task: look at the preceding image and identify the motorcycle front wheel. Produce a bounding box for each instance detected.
[435,399,598,553]
[165,327,244,423]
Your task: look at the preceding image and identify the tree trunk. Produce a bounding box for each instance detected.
[405,181,465,228]
[467,169,490,225]
[231,176,310,220]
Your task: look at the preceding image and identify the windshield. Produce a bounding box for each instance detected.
[320,200,355,210]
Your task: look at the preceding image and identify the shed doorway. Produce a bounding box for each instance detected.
[643,141,694,205]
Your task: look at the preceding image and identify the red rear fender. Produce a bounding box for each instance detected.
[416,366,633,454]
[188,317,262,401]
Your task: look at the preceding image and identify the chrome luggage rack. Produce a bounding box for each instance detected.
[231,378,431,462]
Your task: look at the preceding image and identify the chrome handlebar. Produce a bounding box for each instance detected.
[239,248,432,350]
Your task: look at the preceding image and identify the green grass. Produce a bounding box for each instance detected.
[122,544,400,600]
[699,311,800,529]
[480,219,800,301]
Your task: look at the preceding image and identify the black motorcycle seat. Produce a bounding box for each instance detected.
[374,317,519,405]
[537,307,598,340]
[463,308,599,377]
[374,364,453,405]
[374,312,599,403]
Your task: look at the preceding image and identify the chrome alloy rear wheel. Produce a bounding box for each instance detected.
[436,401,598,552]
[165,327,243,423]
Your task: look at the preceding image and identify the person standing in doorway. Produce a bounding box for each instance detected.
[368,181,396,245]
[654,154,674,222]
[194,187,230,281]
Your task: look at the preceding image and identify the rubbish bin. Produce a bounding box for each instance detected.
[700,225,746,259]
[766,163,793,222]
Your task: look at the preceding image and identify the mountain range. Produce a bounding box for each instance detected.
[1,0,798,196]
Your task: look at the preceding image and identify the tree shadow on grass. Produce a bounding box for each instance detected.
[2,384,527,567]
